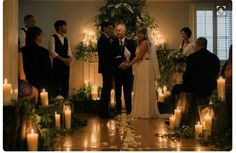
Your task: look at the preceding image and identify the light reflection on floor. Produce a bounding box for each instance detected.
[53,113,218,151]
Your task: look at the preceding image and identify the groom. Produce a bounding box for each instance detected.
[97,21,115,118]
[113,23,136,114]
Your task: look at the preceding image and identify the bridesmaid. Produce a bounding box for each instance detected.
[179,27,195,56]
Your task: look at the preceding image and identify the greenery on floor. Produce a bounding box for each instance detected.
[8,99,88,150]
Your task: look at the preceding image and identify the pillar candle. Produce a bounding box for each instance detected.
[204,113,212,138]
[158,92,165,102]
[40,89,48,106]
[163,85,168,97]
[110,89,115,108]
[55,112,61,129]
[174,108,181,127]
[195,121,203,139]
[27,129,38,151]
[217,77,225,101]
[3,78,12,105]
[91,85,98,100]
[65,108,71,129]
[10,88,18,100]
[169,115,176,130]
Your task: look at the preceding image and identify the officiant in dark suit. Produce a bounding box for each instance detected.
[113,23,136,114]
[97,21,115,118]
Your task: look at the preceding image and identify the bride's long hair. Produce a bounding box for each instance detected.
[136,27,151,46]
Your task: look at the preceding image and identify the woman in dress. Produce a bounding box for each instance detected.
[179,27,195,56]
[120,28,160,118]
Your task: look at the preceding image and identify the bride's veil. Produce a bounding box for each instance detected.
[150,44,161,82]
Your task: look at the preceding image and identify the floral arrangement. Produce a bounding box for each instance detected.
[95,0,157,39]
[156,49,175,88]
[167,50,187,64]
[73,41,97,61]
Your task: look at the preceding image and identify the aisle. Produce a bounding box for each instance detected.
[53,114,217,151]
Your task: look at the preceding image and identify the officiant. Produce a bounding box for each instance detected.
[113,23,136,114]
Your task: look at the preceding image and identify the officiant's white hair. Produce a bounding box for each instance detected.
[115,23,126,32]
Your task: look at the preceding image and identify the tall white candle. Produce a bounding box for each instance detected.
[163,85,168,97]
[204,113,212,139]
[174,108,181,127]
[158,92,165,102]
[55,112,61,129]
[27,129,38,151]
[195,121,203,139]
[217,77,225,101]
[3,78,12,105]
[10,88,18,100]
[110,89,115,108]
[40,89,48,106]
[65,108,71,129]
[91,85,98,100]
[169,115,176,130]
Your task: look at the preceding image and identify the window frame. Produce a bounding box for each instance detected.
[189,3,232,62]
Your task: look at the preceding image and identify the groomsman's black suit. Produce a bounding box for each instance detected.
[113,37,136,114]
[97,33,114,117]
[183,48,220,97]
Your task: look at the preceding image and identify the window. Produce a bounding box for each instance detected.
[217,11,232,60]
[196,9,232,60]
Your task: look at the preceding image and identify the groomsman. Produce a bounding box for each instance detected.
[48,20,72,98]
[97,21,115,118]
[19,15,36,48]
[113,24,136,114]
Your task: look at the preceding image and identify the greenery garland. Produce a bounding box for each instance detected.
[95,0,157,39]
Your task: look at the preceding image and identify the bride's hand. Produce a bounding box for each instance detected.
[119,62,130,70]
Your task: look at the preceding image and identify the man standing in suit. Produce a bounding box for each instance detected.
[48,20,72,98]
[97,21,114,118]
[19,15,36,48]
[113,24,136,114]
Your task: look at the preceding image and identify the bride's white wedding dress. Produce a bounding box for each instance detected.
[131,42,161,119]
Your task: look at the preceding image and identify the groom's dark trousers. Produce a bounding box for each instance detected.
[97,33,114,117]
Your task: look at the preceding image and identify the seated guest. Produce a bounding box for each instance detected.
[18,46,38,102]
[170,37,220,125]
[179,27,195,56]
[183,37,220,97]
[21,27,54,99]
[172,37,220,102]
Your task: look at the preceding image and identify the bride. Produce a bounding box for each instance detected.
[119,27,161,118]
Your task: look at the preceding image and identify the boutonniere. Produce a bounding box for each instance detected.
[109,38,114,44]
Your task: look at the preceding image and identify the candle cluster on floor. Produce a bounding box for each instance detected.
[3,78,18,105]
[156,85,171,102]
[169,107,182,129]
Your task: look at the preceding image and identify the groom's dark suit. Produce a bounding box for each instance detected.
[97,33,114,117]
[113,37,136,113]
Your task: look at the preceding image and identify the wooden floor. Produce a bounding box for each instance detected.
[53,113,218,151]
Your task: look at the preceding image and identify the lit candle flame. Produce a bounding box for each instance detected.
[31,129,34,134]
[4,78,7,84]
